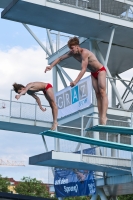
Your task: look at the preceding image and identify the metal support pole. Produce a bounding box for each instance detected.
[91,188,107,200]
[56,32,60,51]
[57,64,73,82]
[104,132,108,156]
[23,24,51,56]
[116,74,133,95]
[34,103,37,126]
[75,118,92,151]
[9,89,13,117]
[104,27,125,109]
[111,135,117,157]
[117,133,120,158]
[80,116,84,161]
[41,135,54,176]
[93,113,100,154]
[46,29,54,54]
[20,102,22,118]
[99,0,101,19]
[125,8,129,19]
[23,24,72,83]
[42,135,48,152]
[46,29,67,88]
[104,27,115,65]
[57,68,67,88]
[89,40,96,105]
[131,113,133,176]
[112,76,116,108]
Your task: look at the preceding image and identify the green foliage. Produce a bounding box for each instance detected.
[64,196,91,200]
[0,174,10,192]
[118,194,133,200]
[15,177,50,198]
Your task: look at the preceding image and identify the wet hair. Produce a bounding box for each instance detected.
[67,37,79,48]
[12,83,25,93]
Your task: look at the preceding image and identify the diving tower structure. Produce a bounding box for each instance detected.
[0,0,133,199]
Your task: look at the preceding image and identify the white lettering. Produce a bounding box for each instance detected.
[64,184,78,193]
[65,93,70,105]
[58,96,63,108]
[79,98,87,107]
[73,89,78,102]
[81,85,86,98]
[55,178,68,185]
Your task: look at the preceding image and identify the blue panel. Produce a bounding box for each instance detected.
[71,86,79,104]
[40,130,133,152]
[86,125,133,135]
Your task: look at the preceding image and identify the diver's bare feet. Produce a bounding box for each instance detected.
[100,117,107,125]
[51,122,58,131]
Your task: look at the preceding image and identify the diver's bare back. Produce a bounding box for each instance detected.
[28,82,47,92]
[72,48,103,72]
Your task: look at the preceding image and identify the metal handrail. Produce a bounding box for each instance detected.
[0,99,52,122]
[46,0,133,21]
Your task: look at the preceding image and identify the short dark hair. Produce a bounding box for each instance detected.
[12,83,25,93]
[67,37,79,48]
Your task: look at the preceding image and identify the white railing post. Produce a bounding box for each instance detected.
[99,0,101,19]
[80,116,84,161]
[35,103,37,125]
[9,90,12,117]
[131,113,133,176]
[76,0,78,7]
[20,102,22,118]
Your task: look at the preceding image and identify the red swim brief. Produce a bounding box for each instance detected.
[43,83,53,94]
[91,66,106,79]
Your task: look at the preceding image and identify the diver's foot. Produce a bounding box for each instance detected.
[100,117,107,125]
[51,122,58,131]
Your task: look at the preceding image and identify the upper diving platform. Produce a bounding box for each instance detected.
[47,38,133,75]
[1,0,133,50]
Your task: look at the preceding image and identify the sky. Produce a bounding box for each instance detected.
[0,8,133,184]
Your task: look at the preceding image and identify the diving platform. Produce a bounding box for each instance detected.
[29,151,133,196]
[86,125,133,135]
[40,130,133,151]
[0,115,52,134]
[29,151,131,174]
[1,0,133,51]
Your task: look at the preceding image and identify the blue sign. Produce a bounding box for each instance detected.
[54,148,96,197]
[71,85,79,104]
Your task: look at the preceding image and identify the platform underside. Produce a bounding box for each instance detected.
[0,116,52,134]
[1,0,133,49]
[29,151,133,196]
[29,151,131,174]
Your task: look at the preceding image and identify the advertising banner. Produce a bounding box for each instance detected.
[55,76,92,118]
[54,148,96,197]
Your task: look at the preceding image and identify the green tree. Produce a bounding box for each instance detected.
[118,194,133,200]
[64,196,91,200]
[15,177,50,198]
[0,174,10,192]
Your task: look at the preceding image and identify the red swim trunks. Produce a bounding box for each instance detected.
[91,66,106,79]
[43,83,53,94]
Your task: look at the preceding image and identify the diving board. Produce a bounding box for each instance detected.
[86,125,133,135]
[40,130,133,152]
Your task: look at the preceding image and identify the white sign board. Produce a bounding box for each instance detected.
[55,76,92,118]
